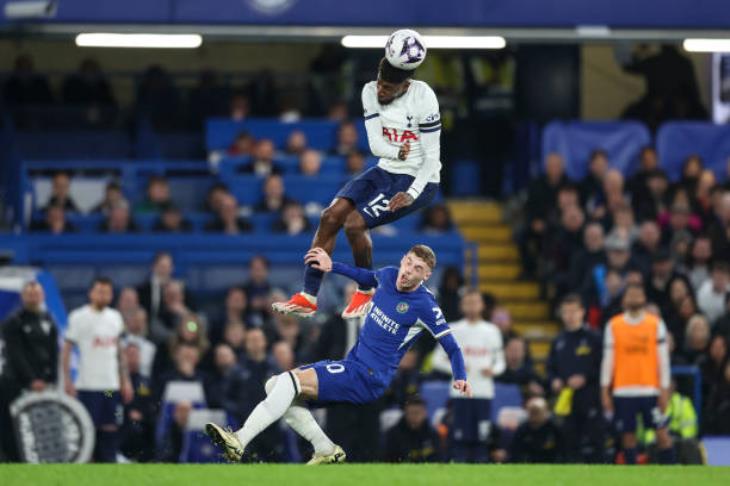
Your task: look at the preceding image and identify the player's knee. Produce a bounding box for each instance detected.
[320,206,346,229]
[343,213,367,237]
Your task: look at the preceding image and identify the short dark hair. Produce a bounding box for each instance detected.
[404,395,426,408]
[560,293,583,308]
[153,251,172,265]
[712,261,730,274]
[408,244,436,270]
[378,57,413,84]
[250,254,269,269]
[91,276,113,289]
[624,282,645,294]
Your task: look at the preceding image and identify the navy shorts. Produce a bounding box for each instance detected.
[335,166,439,229]
[300,359,388,405]
[614,396,668,433]
[77,390,123,427]
[451,398,492,443]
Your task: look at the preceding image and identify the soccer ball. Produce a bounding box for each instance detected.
[385,29,427,71]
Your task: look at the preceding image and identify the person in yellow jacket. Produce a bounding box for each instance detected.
[600,283,675,464]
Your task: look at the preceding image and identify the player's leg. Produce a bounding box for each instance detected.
[341,210,376,318]
[649,397,675,464]
[272,198,355,318]
[95,391,122,463]
[614,397,639,464]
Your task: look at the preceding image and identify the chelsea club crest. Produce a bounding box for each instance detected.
[396,302,409,314]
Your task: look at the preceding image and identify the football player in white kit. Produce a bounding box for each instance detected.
[62,277,133,462]
[273,31,441,321]
[432,289,506,462]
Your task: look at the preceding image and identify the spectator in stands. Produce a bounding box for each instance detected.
[346,150,366,175]
[137,252,188,322]
[438,266,465,323]
[0,281,59,461]
[327,100,349,122]
[221,328,283,462]
[682,314,711,365]
[543,204,585,289]
[607,203,638,244]
[119,342,156,463]
[509,397,564,463]
[188,69,230,129]
[309,282,360,362]
[123,308,156,379]
[713,295,730,341]
[659,201,699,247]
[299,149,322,176]
[627,146,659,197]
[242,255,273,328]
[62,277,133,463]
[223,321,247,360]
[383,396,441,463]
[3,54,53,107]
[705,359,730,435]
[242,139,281,176]
[547,294,604,463]
[331,120,359,157]
[228,131,256,157]
[632,220,663,275]
[646,249,679,312]
[153,315,210,385]
[205,193,253,234]
[272,340,296,371]
[702,335,728,397]
[135,176,172,214]
[117,286,140,322]
[212,286,248,344]
[497,336,545,399]
[100,200,138,233]
[272,201,312,235]
[418,204,454,234]
[156,399,192,463]
[708,192,730,262]
[637,176,670,228]
[255,174,295,214]
[154,282,196,347]
[136,65,182,131]
[153,203,192,233]
[286,130,309,156]
[579,149,609,209]
[568,223,606,291]
[666,275,695,343]
[677,155,703,197]
[521,153,569,277]
[206,344,238,408]
[204,182,232,214]
[61,58,116,109]
[694,170,717,226]
[697,261,730,323]
[45,171,79,212]
[30,203,76,234]
[93,181,126,215]
[230,91,251,122]
[592,169,626,223]
[268,311,304,360]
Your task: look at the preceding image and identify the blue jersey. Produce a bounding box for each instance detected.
[303,262,466,405]
[348,266,449,381]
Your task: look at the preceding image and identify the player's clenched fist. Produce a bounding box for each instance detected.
[397,141,411,161]
[304,247,333,272]
[453,380,473,398]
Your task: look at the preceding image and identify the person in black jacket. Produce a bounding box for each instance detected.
[547,294,605,463]
[510,397,565,463]
[0,281,58,461]
[119,342,157,462]
[384,396,441,463]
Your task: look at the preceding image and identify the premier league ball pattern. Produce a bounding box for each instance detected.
[385,29,427,71]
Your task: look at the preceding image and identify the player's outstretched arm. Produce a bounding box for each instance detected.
[438,332,472,398]
[305,247,379,289]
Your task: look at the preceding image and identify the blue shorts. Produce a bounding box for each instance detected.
[614,396,668,433]
[451,398,492,443]
[301,359,389,405]
[77,390,123,427]
[335,166,439,229]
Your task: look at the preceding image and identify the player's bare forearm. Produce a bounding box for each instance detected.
[388,192,414,212]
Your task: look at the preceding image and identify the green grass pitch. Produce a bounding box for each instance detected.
[2,464,729,486]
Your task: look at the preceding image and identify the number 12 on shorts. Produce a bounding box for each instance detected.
[362,193,390,219]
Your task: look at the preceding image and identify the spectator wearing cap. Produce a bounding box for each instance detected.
[135,176,172,214]
[153,203,192,233]
[697,261,730,323]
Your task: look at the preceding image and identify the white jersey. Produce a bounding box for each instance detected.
[65,304,124,391]
[432,319,505,399]
[361,79,441,199]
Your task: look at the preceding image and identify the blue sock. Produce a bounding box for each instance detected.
[658,447,676,464]
[303,265,324,297]
[624,447,637,464]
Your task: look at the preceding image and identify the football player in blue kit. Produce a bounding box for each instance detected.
[207,244,471,464]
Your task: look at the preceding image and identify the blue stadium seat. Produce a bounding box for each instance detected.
[542,121,651,179]
[490,382,523,423]
[226,176,263,206]
[282,174,346,205]
[15,131,133,160]
[656,122,730,180]
[207,118,340,152]
[419,380,451,423]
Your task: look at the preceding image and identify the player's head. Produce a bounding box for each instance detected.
[21,280,45,311]
[397,244,436,291]
[559,293,585,331]
[403,396,428,430]
[89,276,114,310]
[622,282,647,313]
[460,288,484,322]
[376,57,412,105]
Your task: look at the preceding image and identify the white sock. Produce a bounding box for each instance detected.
[235,372,299,449]
[265,376,335,455]
[284,405,335,456]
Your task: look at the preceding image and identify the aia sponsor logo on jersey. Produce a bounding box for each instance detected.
[92,336,118,348]
[382,127,419,143]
